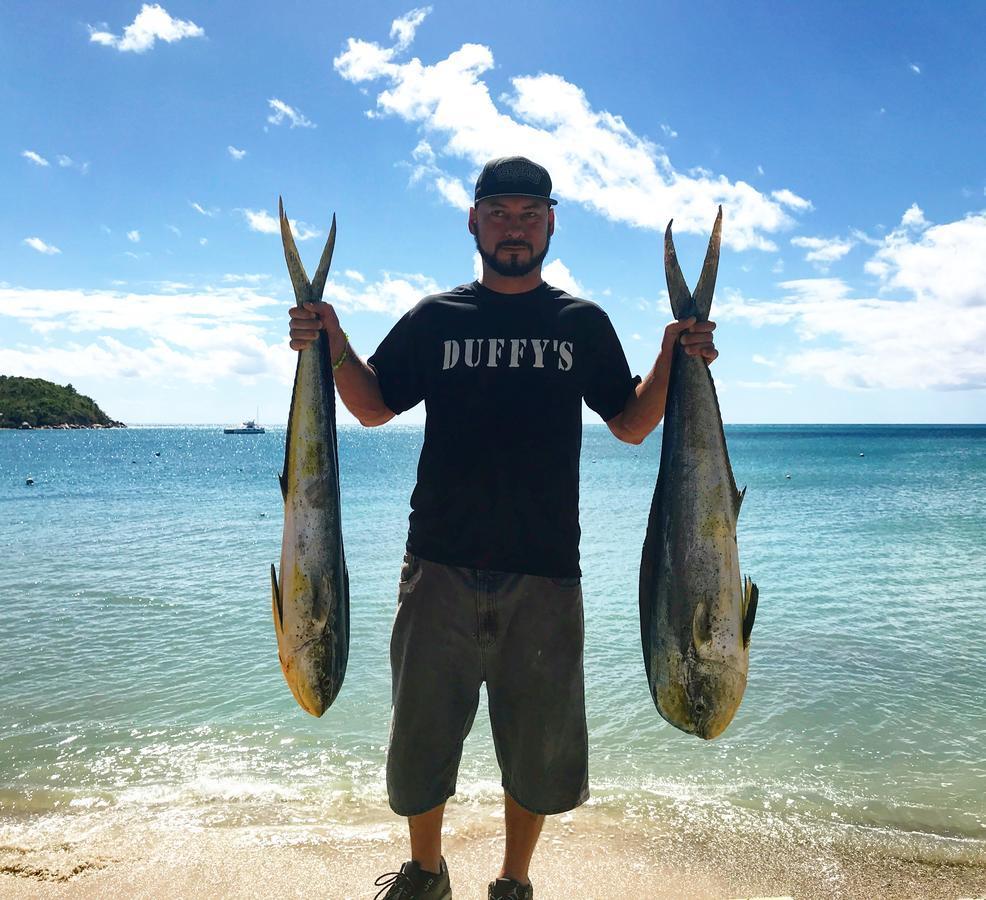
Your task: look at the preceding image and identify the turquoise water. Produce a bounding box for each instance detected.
[1,424,984,862]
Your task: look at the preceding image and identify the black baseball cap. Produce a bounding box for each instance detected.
[474,156,558,206]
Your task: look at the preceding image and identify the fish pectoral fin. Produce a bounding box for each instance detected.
[271,564,284,634]
[735,485,747,516]
[277,470,288,501]
[692,601,712,650]
[311,571,334,631]
[742,576,759,648]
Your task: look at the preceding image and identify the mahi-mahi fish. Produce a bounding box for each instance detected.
[271,198,349,717]
[639,207,758,740]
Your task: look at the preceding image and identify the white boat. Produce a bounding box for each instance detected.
[224,419,266,435]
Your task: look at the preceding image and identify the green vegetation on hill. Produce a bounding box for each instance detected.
[0,376,122,428]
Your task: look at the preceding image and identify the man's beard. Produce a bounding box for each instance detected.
[474,231,551,277]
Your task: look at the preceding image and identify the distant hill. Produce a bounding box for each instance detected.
[0,376,124,428]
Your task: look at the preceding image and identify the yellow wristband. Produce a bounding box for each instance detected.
[332,333,349,371]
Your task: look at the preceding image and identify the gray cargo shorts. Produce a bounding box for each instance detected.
[386,552,590,817]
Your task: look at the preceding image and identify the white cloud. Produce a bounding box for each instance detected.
[757,165,765,176]
[322,272,442,316]
[333,18,809,250]
[752,354,777,367]
[55,154,89,173]
[241,208,322,241]
[407,140,471,210]
[190,201,218,217]
[660,124,678,139]
[228,145,246,160]
[199,237,208,246]
[899,203,928,229]
[89,3,205,53]
[542,259,585,297]
[0,285,293,385]
[390,7,431,51]
[22,150,49,167]
[166,224,182,237]
[223,273,270,284]
[127,230,141,243]
[23,237,61,255]
[790,234,854,268]
[737,380,794,391]
[864,207,986,308]
[909,63,921,75]
[267,98,315,129]
[717,209,986,390]
[88,4,204,53]
[344,270,365,283]
[771,189,813,211]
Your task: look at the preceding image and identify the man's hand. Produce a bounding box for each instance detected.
[288,301,342,351]
[662,317,718,364]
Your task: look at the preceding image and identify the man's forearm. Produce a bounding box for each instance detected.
[325,329,394,427]
[611,347,674,445]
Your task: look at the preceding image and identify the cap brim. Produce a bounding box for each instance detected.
[474,192,558,206]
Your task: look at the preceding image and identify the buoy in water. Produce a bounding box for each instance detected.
[785,474,791,479]
[859,452,865,457]
[26,477,34,485]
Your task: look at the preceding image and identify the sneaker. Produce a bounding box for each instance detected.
[488,876,533,899]
[374,856,452,900]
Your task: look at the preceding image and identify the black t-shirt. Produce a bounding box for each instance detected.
[368,280,639,578]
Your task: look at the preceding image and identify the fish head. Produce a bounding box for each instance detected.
[683,659,747,739]
[280,638,338,718]
[654,658,747,740]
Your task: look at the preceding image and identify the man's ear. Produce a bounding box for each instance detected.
[468,208,477,235]
[547,208,555,237]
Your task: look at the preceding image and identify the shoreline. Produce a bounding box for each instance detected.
[2,800,984,899]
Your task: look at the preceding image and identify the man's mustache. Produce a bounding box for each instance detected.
[496,241,533,253]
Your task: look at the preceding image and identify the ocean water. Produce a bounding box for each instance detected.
[1,424,984,869]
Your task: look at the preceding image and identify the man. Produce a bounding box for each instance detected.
[288,157,717,900]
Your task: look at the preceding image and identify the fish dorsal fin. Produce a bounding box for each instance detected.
[664,220,694,320]
[310,214,337,302]
[279,196,312,307]
[692,206,722,322]
[271,564,284,634]
[742,576,759,648]
[278,471,287,502]
[692,601,711,651]
[735,485,747,517]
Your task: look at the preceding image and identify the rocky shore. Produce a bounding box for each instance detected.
[10,420,127,430]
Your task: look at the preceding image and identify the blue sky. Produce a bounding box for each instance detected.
[3,1,985,424]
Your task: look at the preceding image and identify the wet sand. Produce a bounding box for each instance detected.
[2,807,984,899]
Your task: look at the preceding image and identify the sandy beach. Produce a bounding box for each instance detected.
[3,803,984,900]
